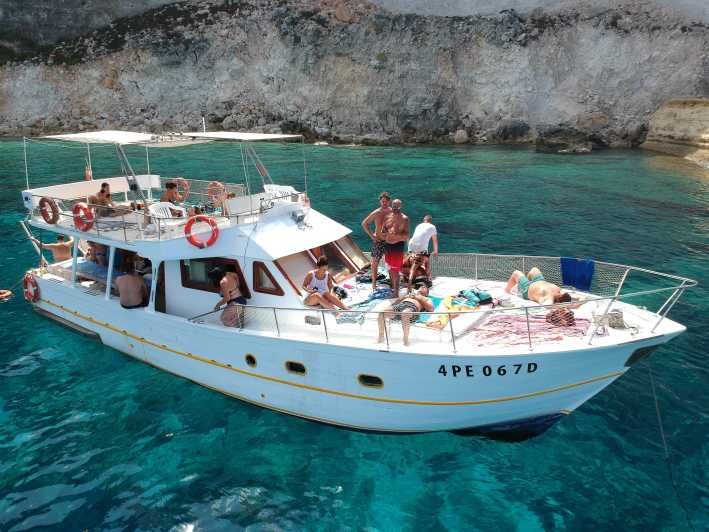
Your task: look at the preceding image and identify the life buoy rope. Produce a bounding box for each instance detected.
[72,202,94,232]
[23,274,40,303]
[184,215,219,249]
[39,197,60,224]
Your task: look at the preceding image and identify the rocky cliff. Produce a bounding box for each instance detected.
[641,98,709,167]
[0,0,707,148]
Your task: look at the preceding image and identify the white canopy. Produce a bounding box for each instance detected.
[42,130,302,145]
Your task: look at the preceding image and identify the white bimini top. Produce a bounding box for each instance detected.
[408,222,437,253]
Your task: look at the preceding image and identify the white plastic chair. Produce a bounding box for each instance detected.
[148,202,187,237]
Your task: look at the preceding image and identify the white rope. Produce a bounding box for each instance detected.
[23,137,29,190]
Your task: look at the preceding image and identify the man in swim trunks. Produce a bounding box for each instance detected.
[379,198,409,296]
[504,267,571,306]
[376,285,434,346]
[31,234,73,262]
[360,191,392,291]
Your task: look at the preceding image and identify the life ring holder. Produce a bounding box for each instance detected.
[206,181,226,202]
[38,197,60,224]
[175,177,190,202]
[72,202,94,232]
[23,274,40,303]
[184,215,219,249]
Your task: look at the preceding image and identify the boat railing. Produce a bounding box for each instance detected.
[187,257,696,351]
[25,188,309,243]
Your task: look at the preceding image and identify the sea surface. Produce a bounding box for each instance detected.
[0,139,707,531]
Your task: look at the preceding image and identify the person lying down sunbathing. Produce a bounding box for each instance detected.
[504,267,571,306]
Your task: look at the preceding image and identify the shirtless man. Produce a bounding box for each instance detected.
[31,234,73,262]
[211,267,247,327]
[115,260,148,309]
[360,191,391,291]
[504,267,572,305]
[160,182,183,204]
[379,198,409,296]
[376,285,434,346]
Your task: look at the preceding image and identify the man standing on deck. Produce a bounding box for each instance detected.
[379,198,409,296]
[360,191,392,291]
[406,214,438,291]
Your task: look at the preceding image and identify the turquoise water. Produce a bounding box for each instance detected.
[0,140,707,530]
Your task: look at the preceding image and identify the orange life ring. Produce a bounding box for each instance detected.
[207,181,226,202]
[23,274,40,303]
[184,215,219,249]
[39,197,60,224]
[0,289,11,301]
[72,202,94,231]
[175,177,190,201]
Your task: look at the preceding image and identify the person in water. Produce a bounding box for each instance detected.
[212,266,247,327]
[504,267,572,305]
[379,198,409,296]
[115,258,148,309]
[302,256,349,311]
[376,285,434,346]
[31,234,74,262]
[360,191,392,291]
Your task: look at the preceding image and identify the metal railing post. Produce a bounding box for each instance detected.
[525,307,533,350]
[652,286,686,333]
[382,312,390,351]
[273,308,280,337]
[122,212,128,241]
[449,317,457,353]
[321,310,329,342]
[474,255,478,280]
[614,268,630,298]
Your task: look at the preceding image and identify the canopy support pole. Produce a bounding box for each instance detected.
[115,143,147,203]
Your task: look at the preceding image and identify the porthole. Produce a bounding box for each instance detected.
[358,374,383,388]
[245,354,257,368]
[285,361,307,375]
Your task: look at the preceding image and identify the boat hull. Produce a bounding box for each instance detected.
[32,281,679,437]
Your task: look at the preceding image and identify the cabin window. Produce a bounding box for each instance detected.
[309,242,357,282]
[358,374,384,388]
[285,361,307,375]
[245,354,257,367]
[274,251,315,296]
[180,258,251,298]
[335,236,369,271]
[253,261,285,296]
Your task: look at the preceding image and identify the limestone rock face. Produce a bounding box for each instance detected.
[535,125,592,154]
[641,99,709,167]
[0,0,707,146]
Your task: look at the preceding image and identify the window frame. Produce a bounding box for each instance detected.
[179,257,251,298]
[252,261,285,296]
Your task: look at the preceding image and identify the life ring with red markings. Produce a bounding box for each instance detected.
[72,202,94,232]
[39,197,60,224]
[206,181,226,202]
[184,215,219,249]
[23,274,40,303]
[175,177,190,201]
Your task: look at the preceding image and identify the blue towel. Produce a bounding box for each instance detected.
[560,257,595,291]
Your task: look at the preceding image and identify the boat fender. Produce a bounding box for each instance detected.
[184,215,219,249]
[23,274,40,303]
[72,202,94,232]
[207,181,226,202]
[0,289,12,300]
[175,177,190,202]
[38,197,60,224]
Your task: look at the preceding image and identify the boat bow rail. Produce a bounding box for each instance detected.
[186,253,696,353]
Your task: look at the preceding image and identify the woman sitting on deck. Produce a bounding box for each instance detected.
[302,256,349,311]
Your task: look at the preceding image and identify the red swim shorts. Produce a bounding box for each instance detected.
[385,241,405,273]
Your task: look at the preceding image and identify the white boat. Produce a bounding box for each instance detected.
[18,130,696,440]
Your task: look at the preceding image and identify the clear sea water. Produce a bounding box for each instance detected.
[0,139,707,531]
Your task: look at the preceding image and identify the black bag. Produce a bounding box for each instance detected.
[333,286,348,300]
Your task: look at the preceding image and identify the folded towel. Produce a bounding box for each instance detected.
[560,257,595,291]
